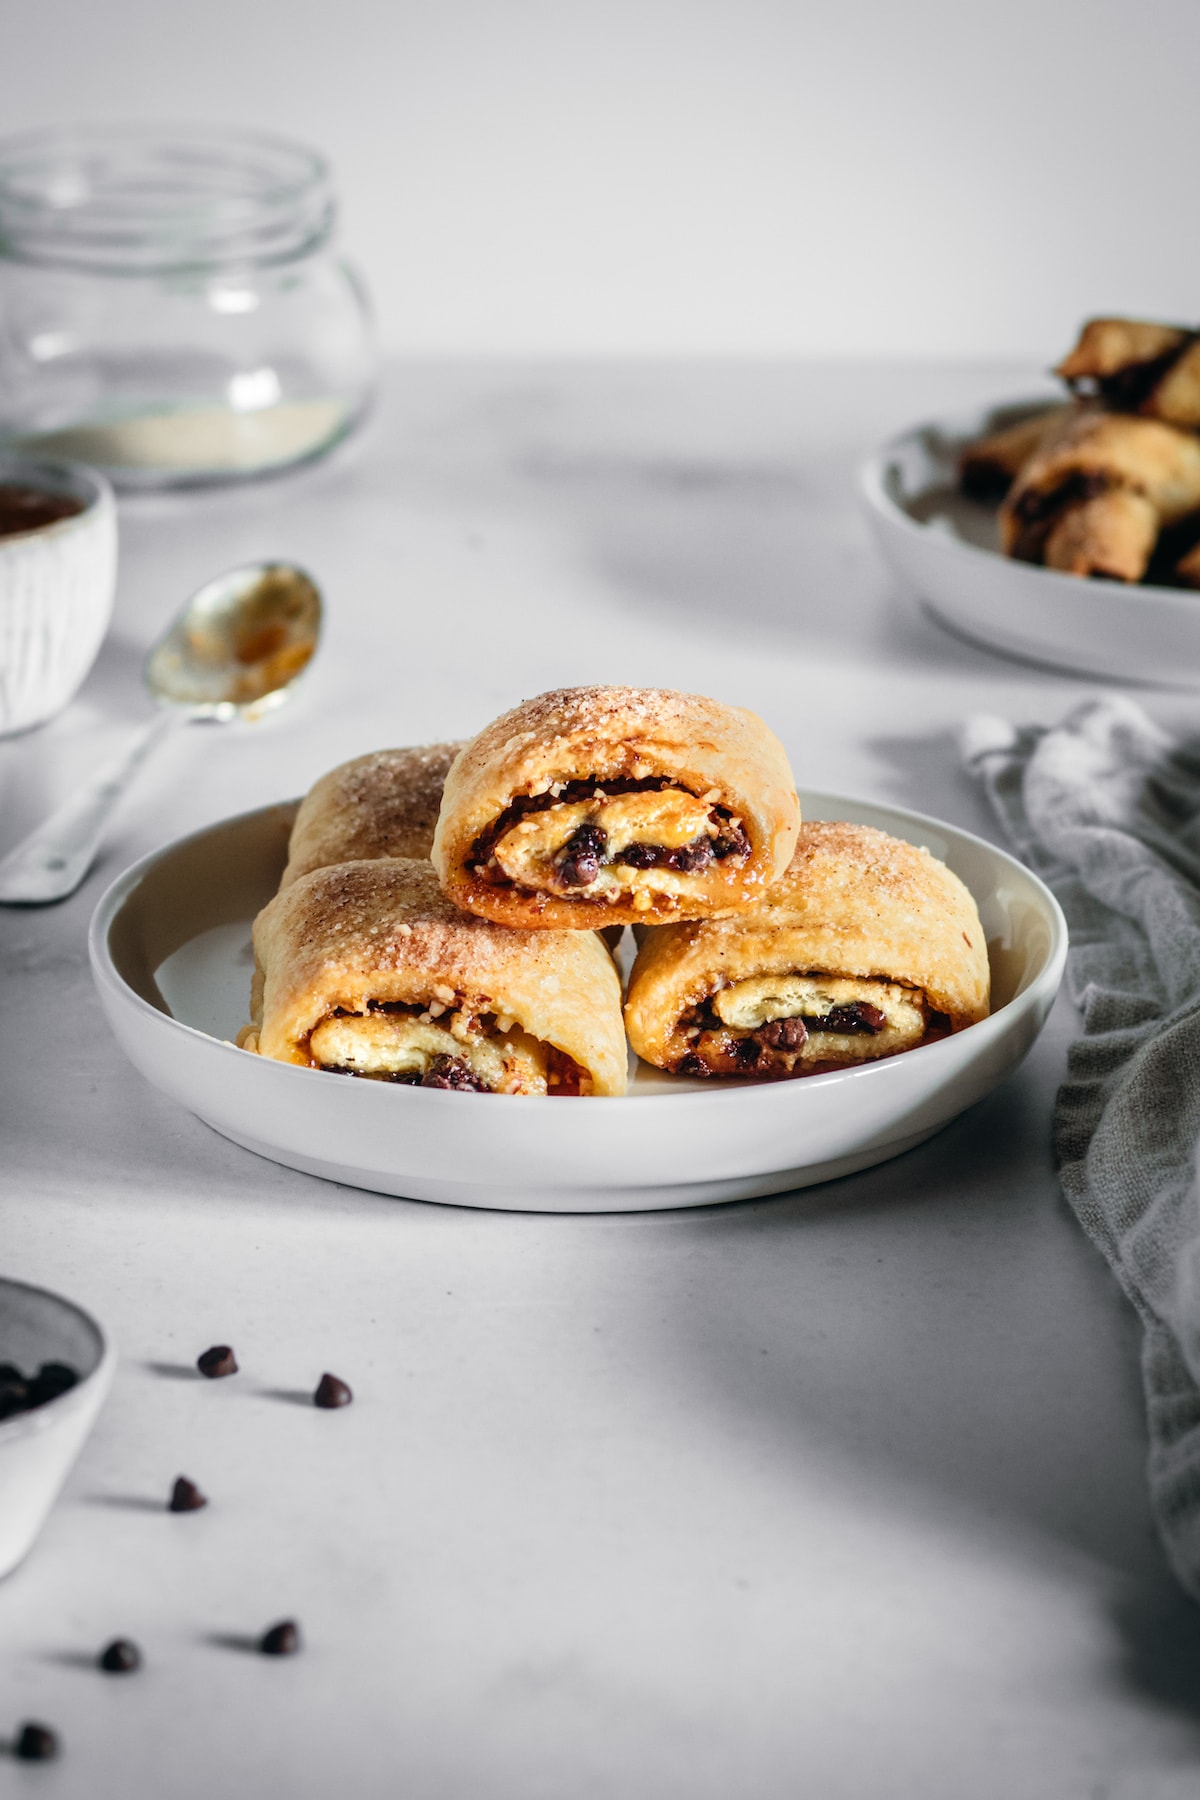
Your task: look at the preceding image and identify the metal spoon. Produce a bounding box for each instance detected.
[0,561,321,904]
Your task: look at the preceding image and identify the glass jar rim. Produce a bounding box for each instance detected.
[0,124,336,274]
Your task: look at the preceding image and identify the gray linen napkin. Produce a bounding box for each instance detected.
[963,693,1200,1599]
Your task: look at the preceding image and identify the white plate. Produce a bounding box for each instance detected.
[88,793,1067,1213]
[859,398,1200,686]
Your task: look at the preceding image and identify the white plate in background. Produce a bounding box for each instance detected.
[89,792,1067,1213]
[860,398,1200,686]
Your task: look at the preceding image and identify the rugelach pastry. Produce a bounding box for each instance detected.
[624,821,989,1079]
[281,742,465,887]
[958,403,1074,501]
[1055,317,1200,428]
[431,685,800,929]
[241,857,627,1096]
[998,408,1200,582]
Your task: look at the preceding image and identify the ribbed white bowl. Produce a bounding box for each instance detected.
[0,1278,115,1578]
[0,456,117,736]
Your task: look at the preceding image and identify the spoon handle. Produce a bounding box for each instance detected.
[0,711,179,904]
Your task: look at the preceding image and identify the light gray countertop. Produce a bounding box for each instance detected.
[3,360,1200,1799]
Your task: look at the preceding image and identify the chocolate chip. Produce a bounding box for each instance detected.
[34,1361,78,1400]
[420,1055,490,1092]
[99,1639,141,1674]
[556,822,607,888]
[0,1377,29,1418]
[760,1016,807,1051]
[169,1476,207,1513]
[733,1035,763,1068]
[667,840,713,875]
[258,1620,301,1656]
[711,816,751,859]
[313,1373,353,1409]
[677,1053,712,1077]
[197,1345,238,1379]
[814,1002,887,1035]
[618,842,660,869]
[0,1360,81,1418]
[14,1722,58,1761]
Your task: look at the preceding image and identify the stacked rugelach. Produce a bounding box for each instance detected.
[959,317,1200,586]
[242,686,991,1094]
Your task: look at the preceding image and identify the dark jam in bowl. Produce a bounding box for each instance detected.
[0,484,86,540]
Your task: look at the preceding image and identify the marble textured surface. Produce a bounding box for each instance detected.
[3,360,1200,1799]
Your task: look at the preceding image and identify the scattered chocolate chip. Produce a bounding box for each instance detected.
[258,1620,300,1656]
[168,1476,207,1513]
[98,1638,141,1674]
[677,1052,712,1077]
[14,1722,58,1761]
[733,1035,763,1068]
[197,1345,238,1379]
[313,1373,353,1409]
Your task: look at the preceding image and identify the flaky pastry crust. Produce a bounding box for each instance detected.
[242,857,627,1096]
[624,821,990,1077]
[431,685,800,929]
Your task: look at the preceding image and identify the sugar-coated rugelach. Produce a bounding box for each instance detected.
[998,408,1200,582]
[431,685,800,930]
[623,821,989,1079]
[241,857,627,1096]
[957,403,1074,501]
[1055,317,1200,428]
[281,742,466,887]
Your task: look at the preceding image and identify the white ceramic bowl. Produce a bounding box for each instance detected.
[88,791,1067,1213]
[0,1278,115,1579]
[859,398,1200,686]
[0,455,118,736]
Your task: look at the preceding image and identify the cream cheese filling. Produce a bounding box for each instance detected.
[493,789,722,903]
[710,973,927,1062]
[308,1014,550,1093]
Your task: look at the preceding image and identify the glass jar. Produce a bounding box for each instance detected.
[0,125,378,487]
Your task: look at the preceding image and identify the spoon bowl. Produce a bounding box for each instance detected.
[145,562,321,716]
[0,559,322,904]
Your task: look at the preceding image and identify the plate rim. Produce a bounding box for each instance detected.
[88,787,1069,1116]
[858,395,1200,624]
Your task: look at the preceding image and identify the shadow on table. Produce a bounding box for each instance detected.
[604,1050,1200,1739]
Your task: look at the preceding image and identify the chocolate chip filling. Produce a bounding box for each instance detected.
[1008,469,1119,563]
[673,997,893,1078]
[470,776,750,889]
[556,821,608,888]
[1064,334,1200,413]
[419,1055,491,1092]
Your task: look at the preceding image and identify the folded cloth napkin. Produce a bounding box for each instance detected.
[963,694,1200,1600]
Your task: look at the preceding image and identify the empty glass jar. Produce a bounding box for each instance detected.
[0,125,378,487]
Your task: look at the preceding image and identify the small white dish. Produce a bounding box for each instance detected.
[0,455,118,735]
[859,398,1200,686]
[88,791,1067,1213]
[0,1278,115,1579]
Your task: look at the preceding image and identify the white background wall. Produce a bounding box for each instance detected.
[5,0,1198,359]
